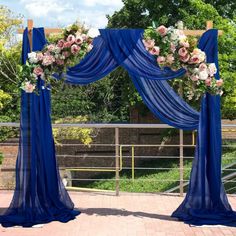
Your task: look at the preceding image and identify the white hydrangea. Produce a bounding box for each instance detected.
[199,70,209,80]
[28,52,38,64]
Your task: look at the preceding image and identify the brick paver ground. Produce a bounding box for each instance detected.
[0,191,236,236]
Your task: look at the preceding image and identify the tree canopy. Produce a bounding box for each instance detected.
[107,0,236,119]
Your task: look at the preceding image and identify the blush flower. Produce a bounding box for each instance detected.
[36,52,44,61]
[149,46,160,55]
[157,56,166,65]
[56,59,64,65]
[166,54,174,64]
[205,78,212,86]
[216,79,223,87]
[180,54,190,63]
[190,75,199,81]
[57,39,65,48]
[75,35,84,45]
[63,51,70,58]
[47,44,56,51]
[156,25,168,36]
[33,66,44,76]
[23,81,35,93]
[42,54,55,66]
[199,63,207,71]
[178,47,188,57]
[170,43,176,53]
[67,34,75,43]
[142,39,155,49]
[71,44,80,54]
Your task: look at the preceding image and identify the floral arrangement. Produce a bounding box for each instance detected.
[19,24,94,93]
[143,22,223,100]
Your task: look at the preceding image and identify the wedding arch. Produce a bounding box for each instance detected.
[0,19,236,227]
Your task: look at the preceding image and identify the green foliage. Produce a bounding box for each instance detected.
[53,116,93,145]
[0,89,12,110]
[0,115,17,141]
[0,5,22,46]
[51,75,130,122]
[107,0,236,119]
[0,152,3,165]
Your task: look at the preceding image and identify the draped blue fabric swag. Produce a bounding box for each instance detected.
[66,28,236,225]
[0,28,79,227]
[1,26,235,227]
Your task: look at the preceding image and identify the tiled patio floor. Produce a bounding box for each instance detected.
[0,191,236,236]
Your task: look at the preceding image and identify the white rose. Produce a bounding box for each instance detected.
[199,70,209,80]
[28,52,38,63]
[208,63,217,76]
[87,28,100,38]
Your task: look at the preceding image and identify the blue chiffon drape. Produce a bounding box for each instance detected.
[66,28,236,225]
[0,28,80,227]
[171,29,236,225]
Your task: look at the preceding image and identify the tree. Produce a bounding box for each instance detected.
[107,0,236,119]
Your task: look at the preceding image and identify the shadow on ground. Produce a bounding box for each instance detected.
[81,208,178,222]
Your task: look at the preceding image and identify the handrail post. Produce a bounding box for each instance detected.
[179,129,184,197]
[115,127,120,196]
[179,81,184,197]
[131,146,135,181]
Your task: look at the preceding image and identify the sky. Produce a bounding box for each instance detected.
[1,0,124,28]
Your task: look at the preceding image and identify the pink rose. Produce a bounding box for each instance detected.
[47,44,55,51]
[216,79,223,87]
[156,25,168,36]
[189,55,201,64]
[170,43,176,53]
[67,34,75,43]
[199,63,207,71]
[57,39,65,48]
[36,52,44,61]
[24,81,35,93]
[180,54,190,63]
[191,49,206,63]
[63,51,70,58]
[149,46,160,55]
[33,66,44,76]
[157,56,166,65]
[81,34,88,40]
[75,36,84,45]
[205,78,212,86]
[64,41,72,48]
[56,59,64,65]
[42,54,55,66]
[178,47,188,57]
[142,39,155,49]
[71,44,80,54]
[190,75,199,81]
[166,54,174,64]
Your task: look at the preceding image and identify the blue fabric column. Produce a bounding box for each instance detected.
[0,28,80,227]
[172,30,236,225]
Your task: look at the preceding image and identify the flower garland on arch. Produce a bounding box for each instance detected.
[19,24,94,93]
[143,22,223,100]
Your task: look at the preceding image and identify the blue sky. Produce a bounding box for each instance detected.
[1,0,124,28]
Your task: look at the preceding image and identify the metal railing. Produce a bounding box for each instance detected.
[0,122,236,196]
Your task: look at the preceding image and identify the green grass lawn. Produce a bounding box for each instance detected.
[77,149,236,193]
